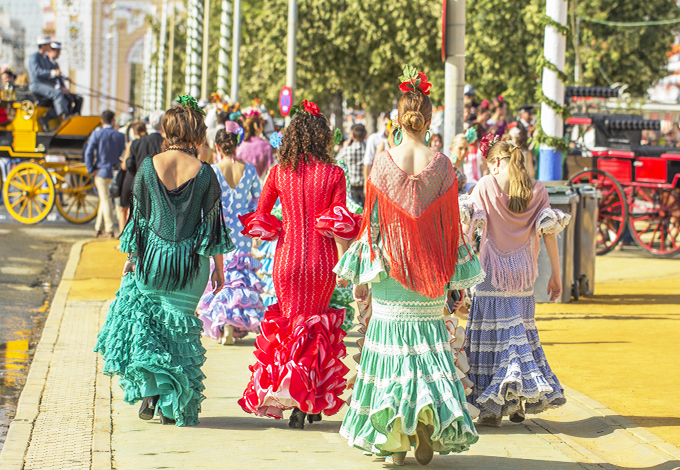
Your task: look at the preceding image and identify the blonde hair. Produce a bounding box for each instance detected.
[451,133,468,147]
[487,141,533,213]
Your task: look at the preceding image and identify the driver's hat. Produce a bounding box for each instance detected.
[36,35,52,46]
[50,42,62,50]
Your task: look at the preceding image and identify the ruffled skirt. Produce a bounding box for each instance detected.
[464,275,566,418]
[94,263,209,427]
[198,252,265,339]
[239,303,349,418]
[340,277,478,455]
[256,240,277,307]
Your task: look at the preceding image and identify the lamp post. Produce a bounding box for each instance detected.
[285,0,297,125]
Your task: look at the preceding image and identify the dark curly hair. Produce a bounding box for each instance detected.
[279,113,334,171]
[215,129,239,157]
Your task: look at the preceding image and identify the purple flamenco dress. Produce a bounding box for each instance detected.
[198,163,264,340]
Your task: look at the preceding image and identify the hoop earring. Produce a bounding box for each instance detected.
[425,130,431,147]
[394,128,403,146]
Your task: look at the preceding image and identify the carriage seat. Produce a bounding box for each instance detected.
[14,90,53,108]
[631,146,680,157]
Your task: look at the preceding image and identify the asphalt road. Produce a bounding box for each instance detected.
[0,206,92,450]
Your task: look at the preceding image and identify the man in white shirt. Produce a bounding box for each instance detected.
[363,123,388,186]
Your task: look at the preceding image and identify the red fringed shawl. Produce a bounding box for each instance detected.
[358,151,461,299]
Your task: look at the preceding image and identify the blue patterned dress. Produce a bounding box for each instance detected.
[198,163,264,339]
[461,176,570,419]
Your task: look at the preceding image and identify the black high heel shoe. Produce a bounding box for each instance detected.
[306,413,322,424]
[157,407,176,425]
[288,407,306,429]
[138,395,158,420]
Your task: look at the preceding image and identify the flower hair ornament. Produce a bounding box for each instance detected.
[479,133,501,159]
[224,120,240,134]
[290,99,322,117]
[243,108,262,120]
[464,126,478,144]
[398,64,432,95]
[269,131,283,149]
[175,95,206,116]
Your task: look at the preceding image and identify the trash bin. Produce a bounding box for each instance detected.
[535,185,579,303]
[572,184,601,298]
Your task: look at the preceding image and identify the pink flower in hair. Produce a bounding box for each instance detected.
[224,121,240,134]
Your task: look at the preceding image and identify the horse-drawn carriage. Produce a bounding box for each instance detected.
[565,87,680,257]
[0,92,101,224]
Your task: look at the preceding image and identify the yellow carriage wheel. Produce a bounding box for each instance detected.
[2,162,55,224]
[55,171,99,223]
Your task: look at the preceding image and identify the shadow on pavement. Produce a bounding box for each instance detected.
[195,415,342,433]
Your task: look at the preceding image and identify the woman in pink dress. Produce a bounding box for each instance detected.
[238,100,361,429]
[235,109,274,178]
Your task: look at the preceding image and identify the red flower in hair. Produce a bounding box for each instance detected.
[398,66,432,95]
[301,100,321,116]
[479,133,501,159]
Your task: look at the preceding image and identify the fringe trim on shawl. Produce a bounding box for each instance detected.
[358,180,461,299]
[133,198,228,292]
[481,235,538,292]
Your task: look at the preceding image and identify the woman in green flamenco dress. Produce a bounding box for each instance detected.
[95,99,234,426]
[334,68,484,466]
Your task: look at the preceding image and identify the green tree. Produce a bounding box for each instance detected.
[572,0,680,96]
[466,0,680,109]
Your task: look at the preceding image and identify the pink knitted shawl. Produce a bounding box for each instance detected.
[471,175,550,292]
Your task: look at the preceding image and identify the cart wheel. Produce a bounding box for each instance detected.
[2,162,55,224]
[55,171,99,224]
[20,100,35,120]
[628,187,680,258]
[570,169,629,255]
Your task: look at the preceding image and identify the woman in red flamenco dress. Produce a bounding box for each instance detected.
[238,100,361,429]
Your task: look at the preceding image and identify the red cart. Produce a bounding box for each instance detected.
[567,113,680,257]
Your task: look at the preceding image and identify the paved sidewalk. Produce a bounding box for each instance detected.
[0,240,679,469]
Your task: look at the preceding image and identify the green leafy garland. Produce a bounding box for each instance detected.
[533,14,570,153]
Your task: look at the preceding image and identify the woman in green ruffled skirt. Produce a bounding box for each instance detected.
[95,100,234,426]
[334,68,484,466]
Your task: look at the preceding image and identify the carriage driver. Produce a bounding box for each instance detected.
[48,42,83,116]
[28,36,69,131]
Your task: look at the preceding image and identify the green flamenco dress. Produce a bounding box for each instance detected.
[95,158,234,427]
[334,150,484,456]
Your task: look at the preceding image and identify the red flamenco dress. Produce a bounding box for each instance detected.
[238,161,361,419]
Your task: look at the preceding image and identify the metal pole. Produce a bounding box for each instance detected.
[538,0,568,182]
[157,0,168,109]
[191,0,204,98]
[166,4,175,109]
[217,0,231,96]
[443,0,465,159]
[230,0,241,103]
[185,0,195,95]
[201,0,210,99]
[285,0,297,125]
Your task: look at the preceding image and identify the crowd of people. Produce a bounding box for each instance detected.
[92,66,570,466]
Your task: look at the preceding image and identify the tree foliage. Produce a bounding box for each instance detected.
[466,0,680,108]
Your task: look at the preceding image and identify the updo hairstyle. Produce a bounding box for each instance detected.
[398,89,433,133]
[214,129,239,157]
[279,113,334,171]
[162,105,207,147]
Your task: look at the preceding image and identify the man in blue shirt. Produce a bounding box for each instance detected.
[85,110,126,238]
[28,36,69,131]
